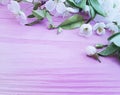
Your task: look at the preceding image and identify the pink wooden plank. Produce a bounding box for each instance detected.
[0,6,120,95]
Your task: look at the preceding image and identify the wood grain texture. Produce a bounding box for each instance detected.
[0,6,120,95]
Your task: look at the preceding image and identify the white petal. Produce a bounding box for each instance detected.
[67,7,79,13]
[56,2,66,14]
[17,11,27,25]
[19,11,27,20]
[45,0,56,12]
[94,15,108,23]
[93,22,106,31]
[79,24,93,37]
[8,1,21,14]
[84,5,90,12]
[98,0,105,5]
[94,0,120,24]
[59,0,66,2]
[106,23,119,33]
[86,46,97,56]
[113,15,120,26]
[62,11,71,17]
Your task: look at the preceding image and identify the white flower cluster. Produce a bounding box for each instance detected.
[0,0,80,24]
[8,1,27,25]
[0,0,120,32]
[78,22,119,37]
[0,0,28,25]
[45,0,79,16]
[95,0,120,25]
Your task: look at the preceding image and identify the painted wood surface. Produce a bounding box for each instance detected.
[0,6,120,95]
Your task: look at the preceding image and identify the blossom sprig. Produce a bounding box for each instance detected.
[86,33,120,62]
[0,0,107,26]
[99,32,120,58]
[78,23,92,37]
[86,45,101,63]
[1,0,120,30]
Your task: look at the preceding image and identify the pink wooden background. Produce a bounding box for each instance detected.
[0,5,120,95]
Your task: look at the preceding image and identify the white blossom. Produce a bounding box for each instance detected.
[79,24,93,37]
[98,0,105,5]
[94,0,120,25]
[45,0,67,15]
[8,1,21,14]
[93,22,106,35]
[8,1,27,25]
[66,7,79,13]
[106,23,119,33]
[16,11,27,25]
[86,46,97,56]
[83,5,90,13]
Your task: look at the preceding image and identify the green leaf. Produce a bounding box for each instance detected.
[67,0,87,9]
[25,20,41,26]
[48,24,55,29]
[32,10,46,20]
[27,14,35,18]
[46,12,53,24]
[108,32,120,47]
[74,0,87,9]
[108,32,120,40]
[32,9,53,26]
[89,0,106,17]
[33,3,40,10]
[57,14,84,30]
[66,0,78,8]
[15,0,22,2]
[89,5,96,19]
[98,43,119,56]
